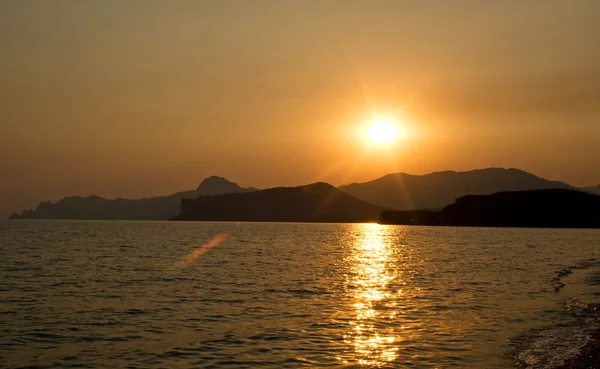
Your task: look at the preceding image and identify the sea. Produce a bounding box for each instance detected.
[1,220,600,368]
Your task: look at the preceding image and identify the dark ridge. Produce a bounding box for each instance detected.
[171,182,385,223]
[380,189,600,228]
[584,185,600,195]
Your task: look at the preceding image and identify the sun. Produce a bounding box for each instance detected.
[353,113,412,149]
[366,119,399,145]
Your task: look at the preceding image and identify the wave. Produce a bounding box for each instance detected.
[512,259,600,368]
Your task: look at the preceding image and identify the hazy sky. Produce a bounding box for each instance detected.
[1,0,600,217]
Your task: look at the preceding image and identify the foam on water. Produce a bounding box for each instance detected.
[513,324,596,369]
[512,260,600,369]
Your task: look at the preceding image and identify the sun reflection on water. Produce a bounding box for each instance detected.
[343,223,402,366]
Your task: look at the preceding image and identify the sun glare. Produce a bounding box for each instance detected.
[367,120,397,144]
[365,119,401,146]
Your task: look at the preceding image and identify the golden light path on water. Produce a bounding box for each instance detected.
[342,223,405,366]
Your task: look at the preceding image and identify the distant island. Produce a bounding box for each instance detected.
[171,182,385,223]
[380,189,600,228]
[9,176,257,220]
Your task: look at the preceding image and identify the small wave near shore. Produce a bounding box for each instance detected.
[512,259,600,369]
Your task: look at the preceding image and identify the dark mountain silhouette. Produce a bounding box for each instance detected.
[9,176,257,220]
[172,182,385,222]
[583,185,600,196]
[339,168,576,210]
[380,189,600,228]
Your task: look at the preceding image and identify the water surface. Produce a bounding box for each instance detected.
[1,221,599,368]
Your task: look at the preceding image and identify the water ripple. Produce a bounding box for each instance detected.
[1,221,600,368]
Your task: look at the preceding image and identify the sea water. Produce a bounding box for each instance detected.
[1,220,600,368]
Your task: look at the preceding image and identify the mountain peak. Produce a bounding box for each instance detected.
[197,176,235,191]
[196,176,258,196]
[301,182,337,193]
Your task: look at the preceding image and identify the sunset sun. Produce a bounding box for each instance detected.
[367,120,398,144]
[363,117,406,147]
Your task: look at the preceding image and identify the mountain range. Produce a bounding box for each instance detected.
[9,176,257,220]
[172,182,385,222]
[339,168,576,210]
[8,168,597,221]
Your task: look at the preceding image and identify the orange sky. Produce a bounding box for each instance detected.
[1,1,600,217]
